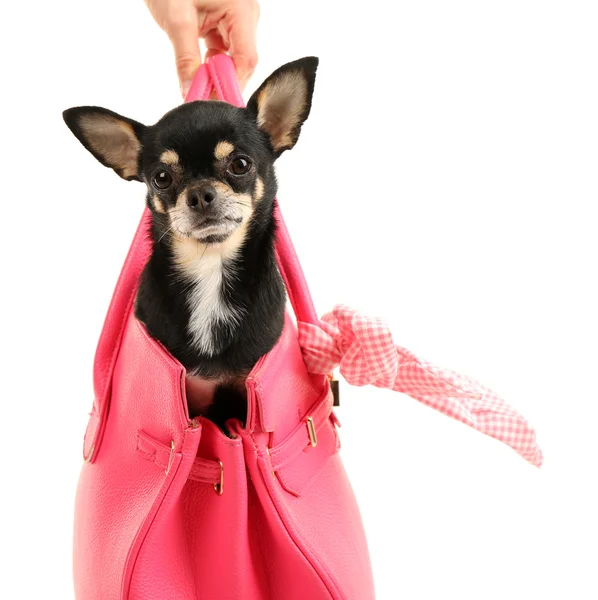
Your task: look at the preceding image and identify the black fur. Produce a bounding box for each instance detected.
[63,57,318,430]
[134,101,286,378]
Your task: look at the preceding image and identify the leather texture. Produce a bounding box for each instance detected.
[73,55,375,600]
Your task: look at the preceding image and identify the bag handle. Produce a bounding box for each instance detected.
[205,54,319,326]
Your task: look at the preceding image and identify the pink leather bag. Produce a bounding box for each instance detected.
[73,55,376,600]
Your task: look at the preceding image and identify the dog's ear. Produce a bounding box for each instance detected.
[62,107,146,181]
[246,57,318,157]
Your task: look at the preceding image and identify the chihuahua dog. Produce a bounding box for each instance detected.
[64,57,318,430]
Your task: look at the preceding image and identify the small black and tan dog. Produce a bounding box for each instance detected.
[63,57,318,429]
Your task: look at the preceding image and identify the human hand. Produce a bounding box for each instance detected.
[145,0,260,97]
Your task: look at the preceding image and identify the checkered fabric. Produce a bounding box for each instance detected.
[297,304,543,467]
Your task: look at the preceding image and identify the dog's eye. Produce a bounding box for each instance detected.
[229,157,252,175]
[153,170,173,190]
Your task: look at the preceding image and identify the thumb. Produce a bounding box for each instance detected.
[165,11,202,98]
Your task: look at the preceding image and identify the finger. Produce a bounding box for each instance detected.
[164,8,202,97]
[203,30,228,98]
[225,3,259,89]
[204,29,228,59]
[204,29,228,100]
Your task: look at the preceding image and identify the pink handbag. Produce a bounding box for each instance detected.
[74,55,543,600]
[73,56,376,600]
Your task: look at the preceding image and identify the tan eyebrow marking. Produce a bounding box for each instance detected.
[160,150,180,165]
[214,141,235,161]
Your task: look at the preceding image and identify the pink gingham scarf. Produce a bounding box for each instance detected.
[297,305,543,467]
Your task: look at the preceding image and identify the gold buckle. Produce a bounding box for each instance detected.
[266,447,276,476]
[306,416,317,448]
[213,461,224,496]
[165,441,175,476]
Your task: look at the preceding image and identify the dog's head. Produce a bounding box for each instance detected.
[63,57,318,247]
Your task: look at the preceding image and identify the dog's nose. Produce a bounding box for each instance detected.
[187,186,217,210]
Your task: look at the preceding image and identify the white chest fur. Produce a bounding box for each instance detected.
[172,231,246,356]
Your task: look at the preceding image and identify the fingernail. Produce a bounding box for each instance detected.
[181,80,192,98]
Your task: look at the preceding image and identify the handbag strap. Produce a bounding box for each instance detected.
[93,56,318,405]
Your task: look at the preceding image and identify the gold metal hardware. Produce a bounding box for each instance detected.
[165,441,175,475]
[266,447,276,477]
[214,460,224,495]
[306,416,318,448]
[327,373,340,406]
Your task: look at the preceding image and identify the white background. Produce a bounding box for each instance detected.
[2,1,597,598]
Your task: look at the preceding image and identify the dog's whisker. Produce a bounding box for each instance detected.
[196,240,209,262]
[157,223,176,244]
[244,215,270,236]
